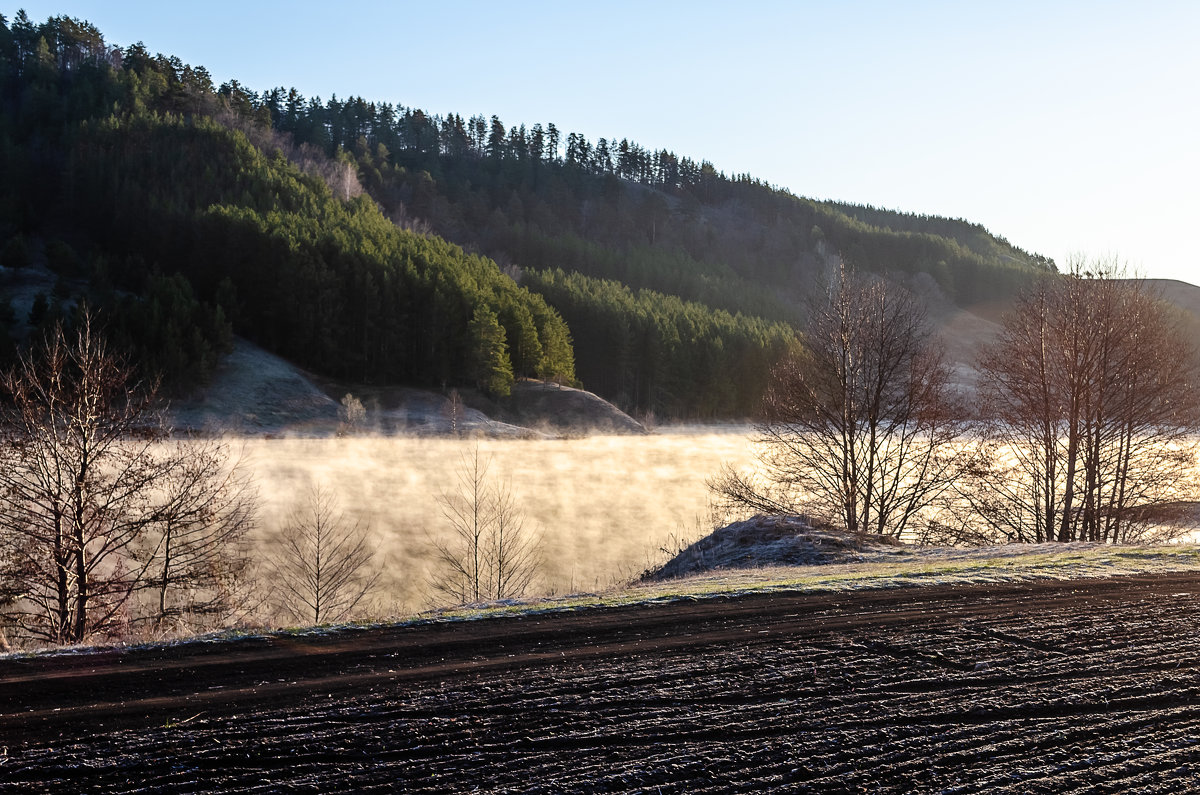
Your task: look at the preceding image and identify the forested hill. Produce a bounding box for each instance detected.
[0,13,1054,419]
[261,94,1054,315]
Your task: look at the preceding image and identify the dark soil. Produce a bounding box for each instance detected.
[4,575,1200,792]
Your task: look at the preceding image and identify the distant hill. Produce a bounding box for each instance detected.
[1,12,1058,419]
[934,278,1200,394]
[1142,279,1200,318]
[266,89,1057,416]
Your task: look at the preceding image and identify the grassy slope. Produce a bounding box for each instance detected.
[431,543,1200,622]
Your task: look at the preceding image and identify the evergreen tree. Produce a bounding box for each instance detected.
[468,306,514,398]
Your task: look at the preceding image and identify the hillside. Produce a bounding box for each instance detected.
[168,336,643,437]
[935,278,1200,392]
[1141,279,1200,340]
[265,93,1055,314]
[1,13,1058,419]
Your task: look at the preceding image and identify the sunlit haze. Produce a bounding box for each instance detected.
[9,0,1198,283]
[245,432,755,613]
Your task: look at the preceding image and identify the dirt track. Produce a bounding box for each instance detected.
[4,575,1200,792]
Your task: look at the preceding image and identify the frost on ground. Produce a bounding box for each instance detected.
[7,575,1200,794]
[643,513,905,580]
[630,513,1200,608]
[167,338,640,438]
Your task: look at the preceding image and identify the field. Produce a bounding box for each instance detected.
[9,427,1200,792]
[242,429,1200,616]
[5,573,1200,792]
[244,428,755,612]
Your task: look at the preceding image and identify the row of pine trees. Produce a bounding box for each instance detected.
[0,12,1053,416]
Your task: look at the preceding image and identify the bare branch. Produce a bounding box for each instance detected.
[429,447,541,605]
[266,483,379,625]
[965,263,1200,544]
[714,267,971,538]
[0,312,257,646]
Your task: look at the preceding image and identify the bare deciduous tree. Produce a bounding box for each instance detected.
[430,448,540,604]
[137,444,258,632]
[267,484,379,625]
[965,259,1200,543]
[712,267,970,537]
[337,393,366,435]
[0,315,257,645]
[443,388,464,435]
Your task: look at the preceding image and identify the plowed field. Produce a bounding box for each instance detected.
[4,574,1200,793]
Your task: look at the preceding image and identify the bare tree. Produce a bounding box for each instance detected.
[486,483,539,600]
[0,314,258,645]
[136,443,258,632]
[443,388,464,435]
[967,259,1200,543]
[267,484,379,625]
[430,448,540,604]
[338,393,366,435]
[712,267,970,537]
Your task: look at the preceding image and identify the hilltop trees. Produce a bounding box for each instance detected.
[713,268,969,537]
[1,14,576,402]
[966,262,1200,543]
[0,12,1056,419]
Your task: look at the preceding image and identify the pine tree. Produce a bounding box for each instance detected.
[468,306,514,398]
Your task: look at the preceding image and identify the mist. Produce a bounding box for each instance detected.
[243,427,754,614]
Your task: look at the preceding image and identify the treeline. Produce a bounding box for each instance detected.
[249,81,1055,310]
[524,269,798,417]
[0,13,574,400]
[1,12,1056,417]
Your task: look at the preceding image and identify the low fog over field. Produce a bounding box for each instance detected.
[244,429,754,613]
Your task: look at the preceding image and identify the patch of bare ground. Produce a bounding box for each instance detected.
[168,338,343,435]
[495,380,647,435]
[5,574,1200,792]
[168,338,642,438]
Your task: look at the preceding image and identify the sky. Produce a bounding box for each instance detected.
[9,1,1200,282]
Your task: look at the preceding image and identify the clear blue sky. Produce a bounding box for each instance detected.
[9,1,1200,282]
